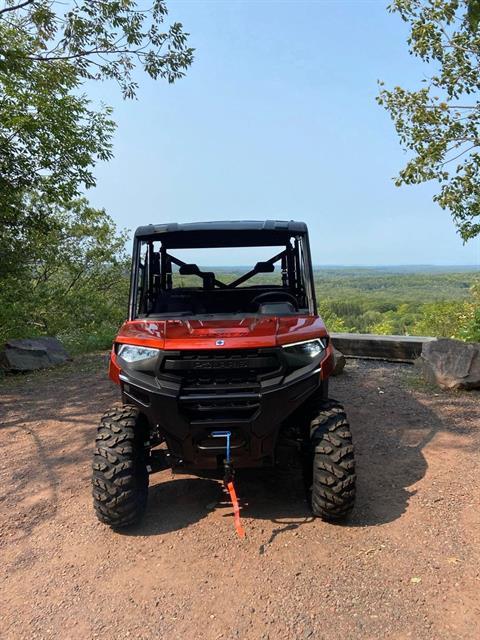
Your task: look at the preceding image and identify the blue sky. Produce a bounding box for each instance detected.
[89,0,480,266]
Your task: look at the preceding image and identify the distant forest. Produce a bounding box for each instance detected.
[311,268,479,339]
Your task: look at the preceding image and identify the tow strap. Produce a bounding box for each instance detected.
[226,480,246,539]
[211,431,246,539]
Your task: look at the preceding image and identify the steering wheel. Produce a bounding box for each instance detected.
[251,291,299,310]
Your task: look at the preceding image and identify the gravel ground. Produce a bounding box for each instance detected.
[1,356,479,640]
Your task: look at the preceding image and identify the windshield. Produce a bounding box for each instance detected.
[169,247,284,288]
[131,236,313,318]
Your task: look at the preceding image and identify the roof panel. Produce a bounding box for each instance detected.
[134,220,308,238]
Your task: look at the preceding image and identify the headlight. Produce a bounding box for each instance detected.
[282,339,326,358]
[117,344,159,363]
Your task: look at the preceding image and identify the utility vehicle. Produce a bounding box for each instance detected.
[92,221,356,529]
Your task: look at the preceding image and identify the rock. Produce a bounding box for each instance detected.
[331,347,346,376]
[0,337,70,372]
[416,338,480,390]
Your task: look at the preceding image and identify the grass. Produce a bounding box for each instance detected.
[398,367,442,394]
[61,329,116,356]
[396,366,472,396]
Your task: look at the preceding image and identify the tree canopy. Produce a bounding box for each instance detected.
[0,25,115,264]
[0,1,193,235]
[0,1,193,347]
[378,0,480,241]
[0,1,193,97]
[0,198,130,349]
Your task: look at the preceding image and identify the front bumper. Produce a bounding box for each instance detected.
[117,346,331,469]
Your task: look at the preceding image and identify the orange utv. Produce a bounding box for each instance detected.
[92,221,356,529]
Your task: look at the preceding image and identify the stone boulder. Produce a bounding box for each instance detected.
[416,338,480,390]
[0,337,70,372]
[331,347,346,376]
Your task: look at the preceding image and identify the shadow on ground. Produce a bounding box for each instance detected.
[122,468,313,538]
[122,361,478,536]
[1,358,478,539]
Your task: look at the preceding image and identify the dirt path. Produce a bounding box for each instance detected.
[1,356,479,640]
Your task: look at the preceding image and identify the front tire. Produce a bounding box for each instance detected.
[307,399,356,521]
[92,405,149,528]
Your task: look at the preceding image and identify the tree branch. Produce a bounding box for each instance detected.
[27,46,153,62]
[441,144,479,166]
[0,0,35,15]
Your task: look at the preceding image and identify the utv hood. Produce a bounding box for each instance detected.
[116,316,328,350]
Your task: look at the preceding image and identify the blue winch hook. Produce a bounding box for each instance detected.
[211,430,231,464]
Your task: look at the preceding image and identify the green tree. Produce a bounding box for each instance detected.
[378,0,480,240]
[0,26,116,274]
[317,301,348,332]
[412,300,472,337]
[457,279,480,340]
[0,1,193,97]
[0,197,130,350]
[0,1,193,347]
[1,1,192,254]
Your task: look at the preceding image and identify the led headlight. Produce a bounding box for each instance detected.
[282,339,326,358]
[117,344,159,363]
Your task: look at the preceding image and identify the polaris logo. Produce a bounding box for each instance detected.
[192,360,249,370]
[215,339,225,346]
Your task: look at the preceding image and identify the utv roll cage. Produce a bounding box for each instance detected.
[129,220,317,319]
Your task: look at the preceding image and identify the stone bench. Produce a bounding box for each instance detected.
[331,333,437,363]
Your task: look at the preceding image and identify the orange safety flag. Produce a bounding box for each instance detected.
[227,481,246,539]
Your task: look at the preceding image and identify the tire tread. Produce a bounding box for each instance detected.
[309,399,356,521]
[92,404,148,528]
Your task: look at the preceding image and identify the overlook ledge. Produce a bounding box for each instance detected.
[331,332,436,362]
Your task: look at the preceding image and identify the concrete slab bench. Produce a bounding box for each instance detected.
[331,333,437,362]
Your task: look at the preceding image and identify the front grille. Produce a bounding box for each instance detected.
[159,349,282,425]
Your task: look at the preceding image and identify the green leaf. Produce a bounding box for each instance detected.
[378,0,480,240]
[467,0,480,31]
